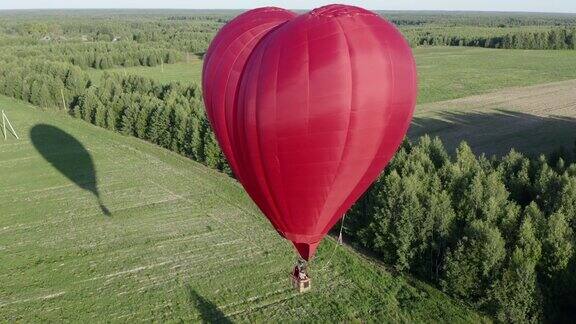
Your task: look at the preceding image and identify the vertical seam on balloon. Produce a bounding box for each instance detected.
[245,41,281,232]
[305,25,311,137]
[205,19,258,122]
[207,22,279,153]
[313,18,354,232]
[304,24,313,228]
[221,24,281,182]
[270,31,292,231]
[253,31,291,234]
[320,21,396,235]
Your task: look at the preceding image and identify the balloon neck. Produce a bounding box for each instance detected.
[292,241,320,261]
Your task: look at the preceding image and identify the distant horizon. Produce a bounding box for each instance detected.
[1,8,575,15]
[1,0,575,14]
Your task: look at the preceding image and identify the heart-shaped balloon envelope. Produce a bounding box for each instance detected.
[203,4,417,261]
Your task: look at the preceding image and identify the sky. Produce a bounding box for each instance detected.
[0,0,575,13]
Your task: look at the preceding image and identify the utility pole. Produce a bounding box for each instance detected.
[61,88,67,111]
[1,110,19,140]
[2,110,5,140]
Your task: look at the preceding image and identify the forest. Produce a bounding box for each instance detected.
[348,137,576,322]
[1,9,575,322]
[1,10,575,52]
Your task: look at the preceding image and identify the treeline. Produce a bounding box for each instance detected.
[71,73,227,171]
[381,11,576,27]
[1,17,220,54]
[60,43,182,69]
[0,59,228,172]
[346,136,576,322]
[3,11,576,56]
[409,27,576,50]
[1,43,183,70]
[499,28,576,49]
[0,60,90,110]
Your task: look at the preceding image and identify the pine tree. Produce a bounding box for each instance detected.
[121,102,140,136]
[93,102,107,127]
[170,106,188,153]
[79,89,101,124]
[157,106,173,149]
[557,175,576,224]
[428,189,456,280]
[134,103,150,139]
[105,107,117,131]
[441,220,506,302]
[30,81,52,108]
[533,156,562,215]
[203,130,224,170]
[21,78,31,102]
[492,217,542,322]
[370,171,424,272]
[543,212,573,276]
[145,107,162,143]
[64,67,89,95]
[523,202,546,239]
[183,114,204,161]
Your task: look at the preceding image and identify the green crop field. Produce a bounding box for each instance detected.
[0,95,485,322]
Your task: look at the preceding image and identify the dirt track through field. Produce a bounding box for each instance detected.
[410,79,576,156]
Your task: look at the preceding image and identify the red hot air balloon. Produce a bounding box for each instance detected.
[203,4,417,269]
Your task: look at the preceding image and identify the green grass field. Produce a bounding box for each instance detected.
[90,47,576,105]
[415,47,576,103]
[0,95,486,322]
[88,57,204,85]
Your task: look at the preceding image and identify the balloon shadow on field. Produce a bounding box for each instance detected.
[30,124,111,216]
[185,285,232,324]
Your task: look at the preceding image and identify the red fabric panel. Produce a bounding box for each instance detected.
[202,8,296,233]
[202,7,296,183]
[203,5,417,261]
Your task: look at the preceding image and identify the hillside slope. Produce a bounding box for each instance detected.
[0,96,486,322]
